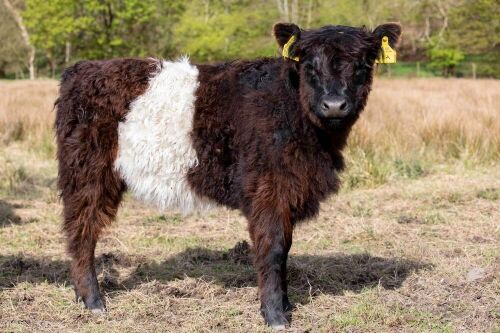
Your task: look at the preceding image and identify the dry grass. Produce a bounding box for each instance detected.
[344,78,500,188]
[0,80,57,145]
[357,79,499,162]
[1,78,498,189]
[0,78,499,332]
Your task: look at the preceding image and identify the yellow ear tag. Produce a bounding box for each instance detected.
[376,36,396,64]
[282,35,300,62]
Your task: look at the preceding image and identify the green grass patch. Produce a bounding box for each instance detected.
[351,205,373,218]
[146,213,184,225]
[133,235,204,252]
[394,158,426,179]
[476,188,499,201]
[447,192,463,204]
[423,212,446,225]
[330,295,453,332]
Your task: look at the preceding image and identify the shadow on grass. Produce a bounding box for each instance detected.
[120,241,430,304]
[0,241,430,305]
[0,200,24,227]
[0,255,68,289]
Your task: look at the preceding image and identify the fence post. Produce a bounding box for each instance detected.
[472,63,476,79]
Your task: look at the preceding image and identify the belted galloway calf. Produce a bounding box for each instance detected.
[55,22,401,329]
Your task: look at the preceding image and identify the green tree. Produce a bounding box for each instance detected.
[3,0,36,78]
[0,0,29,77]
[2,0,498,78]
[428,44,464,76]
[21,0,184,76]
[448,0,500,53]
[174,0,277,62]
[73,0,184,59]
[23,0,84,76]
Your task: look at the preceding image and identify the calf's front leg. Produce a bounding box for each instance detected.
[248,207,294,329]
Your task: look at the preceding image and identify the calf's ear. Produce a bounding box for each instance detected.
[373,23,402,47]
[273,23,301,48]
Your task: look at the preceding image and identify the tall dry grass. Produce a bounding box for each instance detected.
[0,80,58,150]
[0,80,59,196]
[0,78,498,189]
[344,78,500,187]
[358,79,499,160]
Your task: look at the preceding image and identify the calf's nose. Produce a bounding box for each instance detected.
[320,97,348,118]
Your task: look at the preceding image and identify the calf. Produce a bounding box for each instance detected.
[55,22,401,329]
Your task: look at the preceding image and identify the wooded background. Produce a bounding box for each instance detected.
[1,0,499,79]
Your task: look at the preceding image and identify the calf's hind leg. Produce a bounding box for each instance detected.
[60,158,125,312]
[62,177,124,312]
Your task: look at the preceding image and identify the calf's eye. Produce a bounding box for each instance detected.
[305,62,321,77]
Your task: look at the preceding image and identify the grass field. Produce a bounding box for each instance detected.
[0,78,498,332]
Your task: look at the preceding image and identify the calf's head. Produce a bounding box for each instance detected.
[274,23,401,130]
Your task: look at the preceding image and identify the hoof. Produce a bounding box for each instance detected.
[271,324,286,331]
[75,288,106,313]
[263,311,289,331]
[85,295,106,313]
[261,298,290,330]
[91,307,107,315]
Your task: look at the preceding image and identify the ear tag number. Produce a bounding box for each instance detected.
[376,36,396,64]
[282,35,300,62]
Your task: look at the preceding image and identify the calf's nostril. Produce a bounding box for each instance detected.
[322,102,330,110]
[339,101,347,111]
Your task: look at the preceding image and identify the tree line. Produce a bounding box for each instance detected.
[1,0,498,79]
